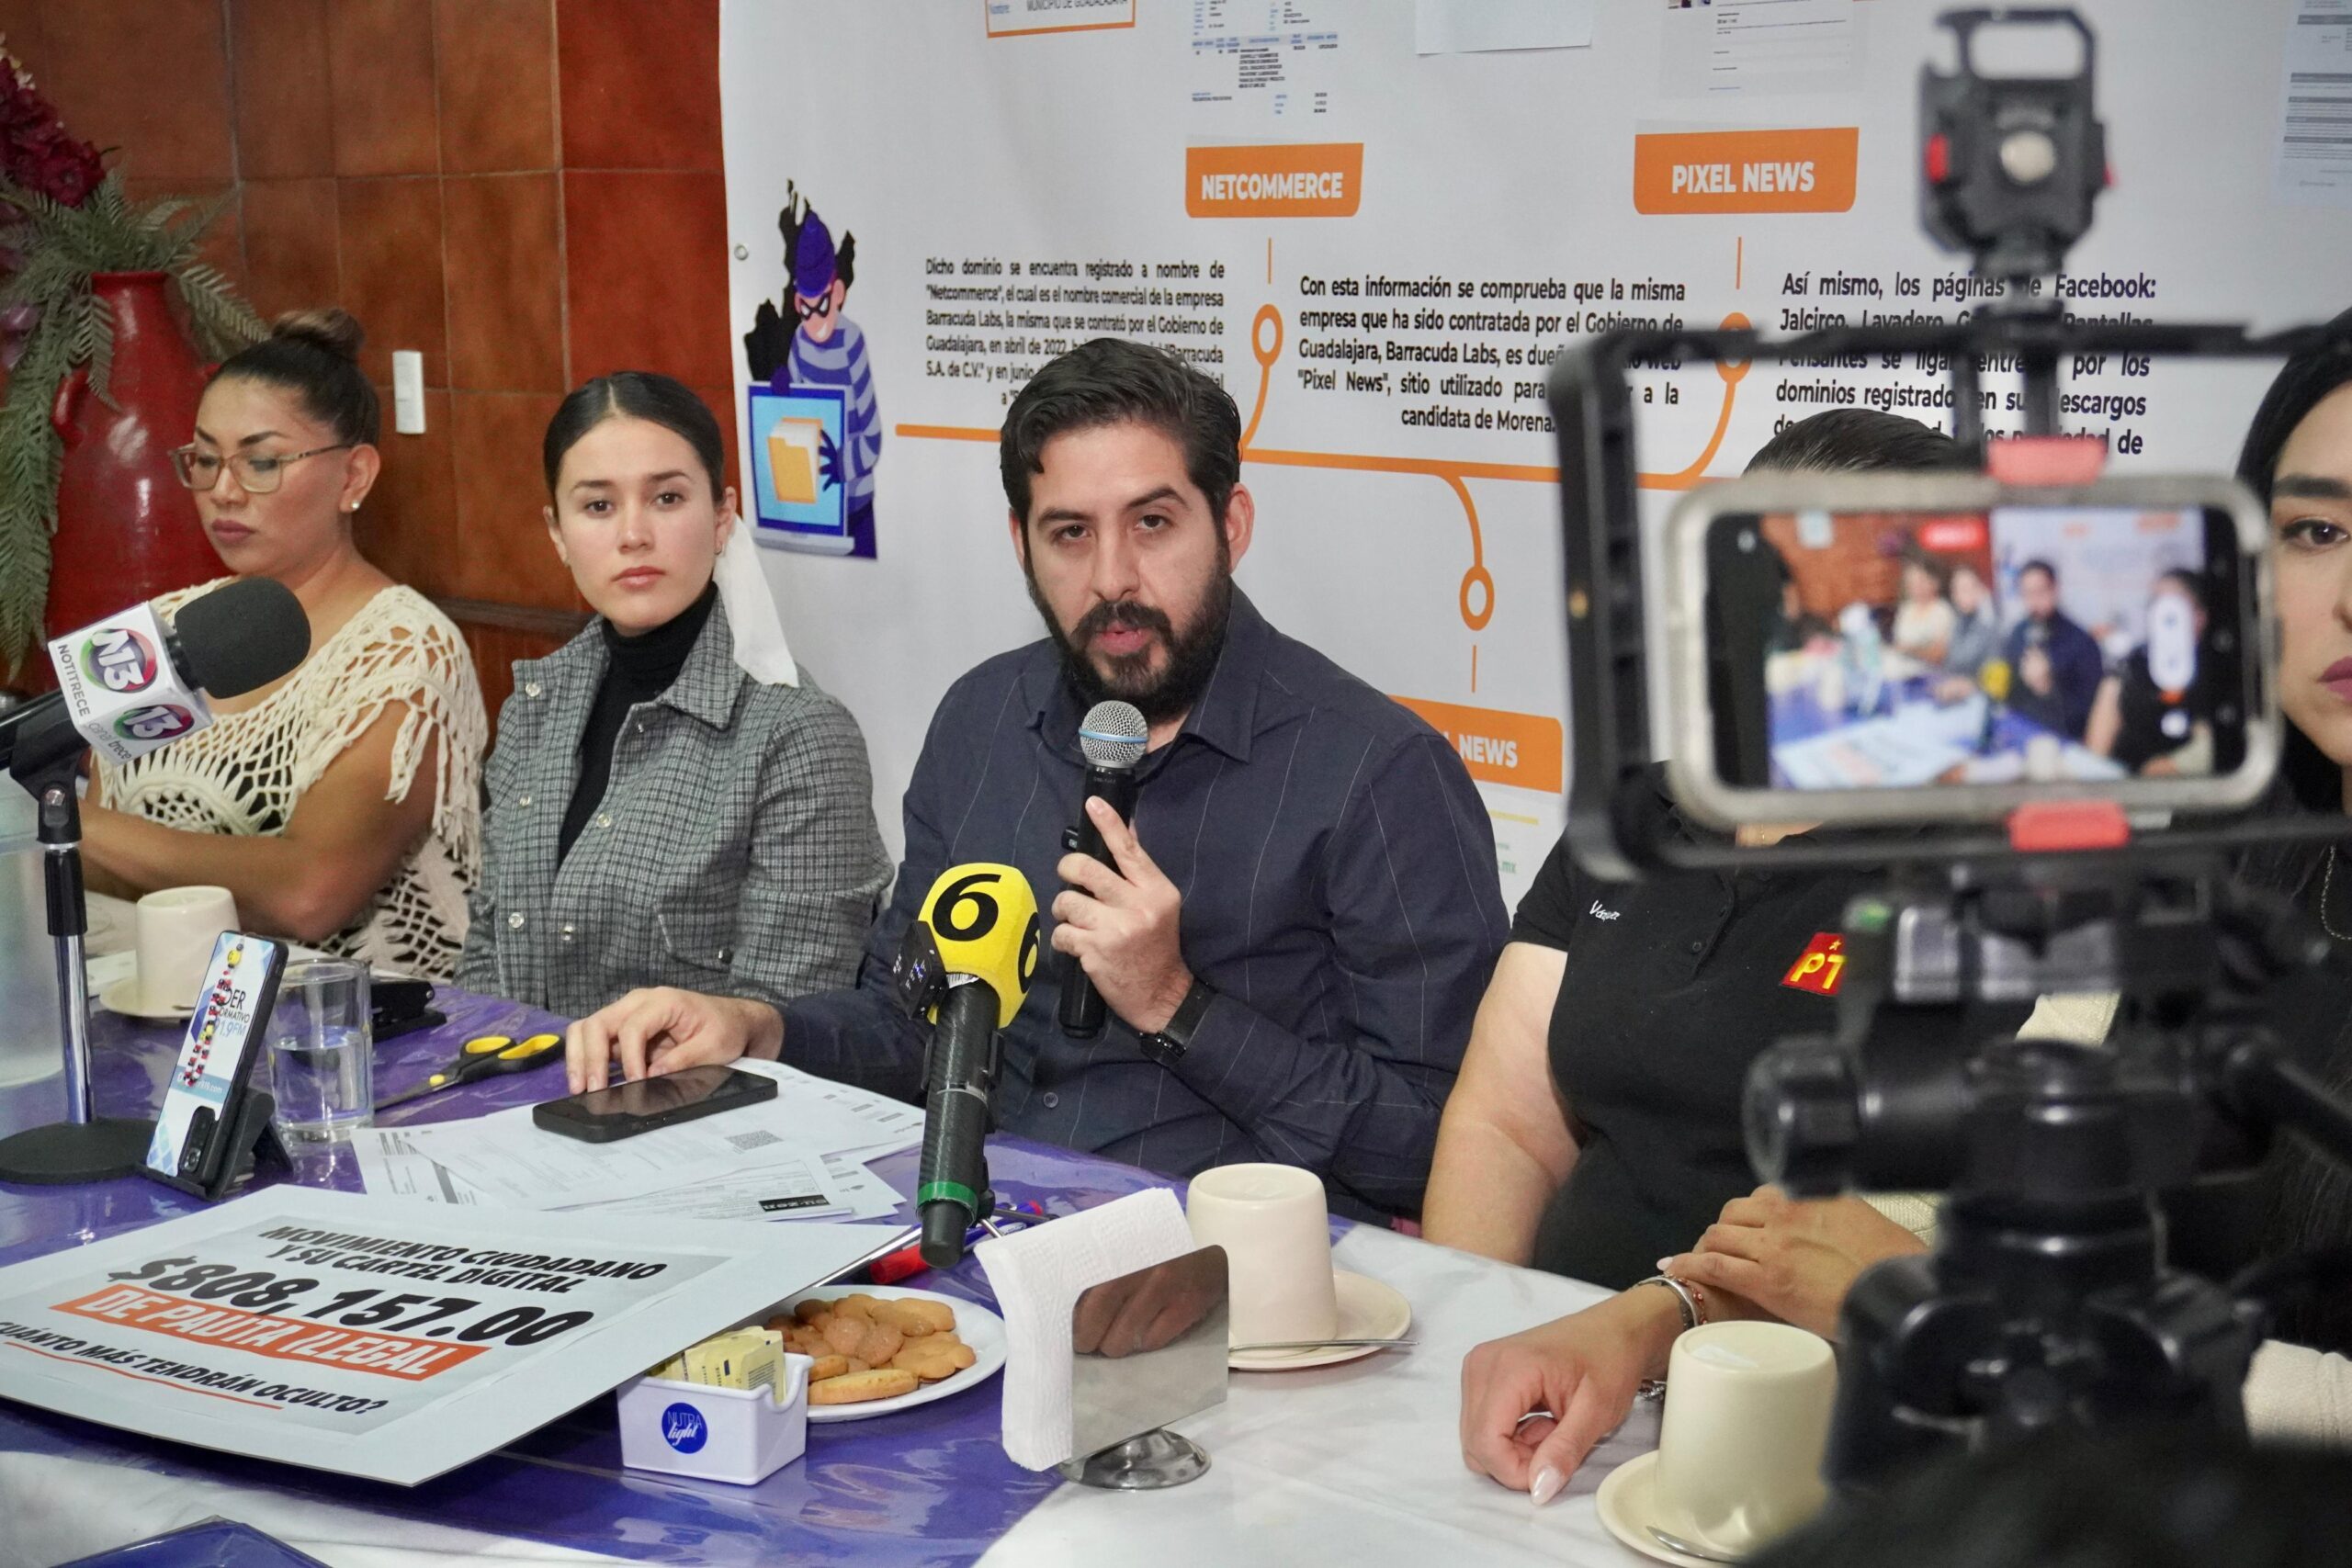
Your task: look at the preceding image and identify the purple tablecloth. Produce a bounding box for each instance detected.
[0,987,1177,1566]
[60,1520,331,1568]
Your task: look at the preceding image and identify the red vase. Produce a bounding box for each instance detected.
[45,270,220,643]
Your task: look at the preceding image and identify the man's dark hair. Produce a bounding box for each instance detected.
[1743,408,1966,476]
[1000,338,1242,525]
[2018,558,2059,584]
[1748,1427,2352,1568]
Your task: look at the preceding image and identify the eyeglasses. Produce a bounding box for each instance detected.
[795,290,835,321]
[170,444,354,495]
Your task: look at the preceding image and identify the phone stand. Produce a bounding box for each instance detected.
[150,1085,291,1202]
[1058,1246,1228,1491]
[0,758,153,1185]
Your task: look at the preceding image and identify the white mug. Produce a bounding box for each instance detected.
[1652,1320,1837,1557]
[133,886,238,1012]
[1183,1163,1339,1347]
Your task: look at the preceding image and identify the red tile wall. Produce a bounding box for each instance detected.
[8,0,738,735]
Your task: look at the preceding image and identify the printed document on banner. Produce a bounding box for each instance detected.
[1660,0,1863,99]
[0,1187,897,1484]
[1416,0,1594,56]
[1190,0,1345,132]
[2278,0,2352,207]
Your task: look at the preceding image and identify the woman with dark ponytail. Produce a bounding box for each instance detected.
[455,371,888,1017]
[82,310,486,978]
[2232,311,2352,1391]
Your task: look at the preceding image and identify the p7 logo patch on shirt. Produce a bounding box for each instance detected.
[1781,932,1846,996]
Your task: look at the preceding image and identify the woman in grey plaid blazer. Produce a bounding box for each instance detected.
[456,375,889,1018]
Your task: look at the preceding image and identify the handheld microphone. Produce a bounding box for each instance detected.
[2,578,311,782]
[1057,700,1148,1037]
[893,863,1040,1269]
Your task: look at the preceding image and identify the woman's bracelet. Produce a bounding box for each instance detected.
[1634,1272,1705,1332]
[1632,1272,1709,1401]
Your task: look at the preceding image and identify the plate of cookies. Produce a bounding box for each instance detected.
[767,1285,1007,1423]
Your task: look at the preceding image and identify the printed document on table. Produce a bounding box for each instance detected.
[730,1058,925,1156]
[560,1155,852,1224]
[353,1125,494,1206]
[381,1104,805,1210]
[358,1124,887,1224]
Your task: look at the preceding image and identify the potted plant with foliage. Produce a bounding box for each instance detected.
[0,44,262,675]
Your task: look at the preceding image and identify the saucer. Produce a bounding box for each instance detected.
[1228,1269,1411,1371]
[1595,1450,1732,1568]
[97,975,195,1023]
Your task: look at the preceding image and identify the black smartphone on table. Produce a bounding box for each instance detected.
[530,1064,779,1144]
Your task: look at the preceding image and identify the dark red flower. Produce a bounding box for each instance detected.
[0,64,99,208]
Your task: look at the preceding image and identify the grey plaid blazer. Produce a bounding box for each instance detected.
[455,597,890,1018]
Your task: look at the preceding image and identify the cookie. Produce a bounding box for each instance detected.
[891,1337,977,1383]
[878,1298,956,1336]
[808,1368,920,1405]
[856,1322,905,1365]
[821,1314,868,1357]
[807,1354,850,1382]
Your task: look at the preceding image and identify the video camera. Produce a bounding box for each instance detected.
[1548,6,2352,1487]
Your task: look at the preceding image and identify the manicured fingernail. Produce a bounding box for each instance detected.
[1530,1466,1566,1507]
[1657,1258,1677,1272]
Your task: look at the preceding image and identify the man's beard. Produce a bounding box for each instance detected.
[1027,563,1234,727]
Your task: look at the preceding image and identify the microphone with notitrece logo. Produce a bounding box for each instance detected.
[1057,699,1148,1037]
[0,577,311,783]
[891,863,1040,1269]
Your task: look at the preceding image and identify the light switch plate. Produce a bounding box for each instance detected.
[391,350,425,435]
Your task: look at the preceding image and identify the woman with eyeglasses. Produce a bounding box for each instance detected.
[80,310,486,978]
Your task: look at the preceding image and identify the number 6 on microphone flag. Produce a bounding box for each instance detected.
[918,863,1041,1024]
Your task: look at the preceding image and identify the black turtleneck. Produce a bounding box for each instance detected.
[560,581,718,861]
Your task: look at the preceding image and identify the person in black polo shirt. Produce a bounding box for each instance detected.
[1430,410,2028,1504]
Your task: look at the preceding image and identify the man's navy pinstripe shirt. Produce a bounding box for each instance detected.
[781,591,1509,1218]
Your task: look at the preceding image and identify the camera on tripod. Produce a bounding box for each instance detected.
[1548,6,2352,1489]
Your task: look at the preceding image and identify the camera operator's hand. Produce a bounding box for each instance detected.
[1659,1187,1926,1339]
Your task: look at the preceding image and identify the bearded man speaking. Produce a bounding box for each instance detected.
[564,338,1507,1219]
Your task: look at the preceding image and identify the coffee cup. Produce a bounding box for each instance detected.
[1652,1321,1836,1557]
[1183,1163,1339,1347]
[132,886,238,1012]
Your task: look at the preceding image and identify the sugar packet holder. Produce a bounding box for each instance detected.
[616,1352,813,1485]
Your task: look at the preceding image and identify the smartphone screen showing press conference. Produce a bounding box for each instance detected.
[1715,504,2249,793]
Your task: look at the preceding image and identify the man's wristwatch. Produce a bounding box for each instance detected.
[1137,980,1215,1067]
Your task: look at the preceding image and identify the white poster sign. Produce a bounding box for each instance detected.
[0,1187,900,1484]
[725,1,2352,906]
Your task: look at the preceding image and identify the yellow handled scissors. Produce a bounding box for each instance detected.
[376,1032,562,1109]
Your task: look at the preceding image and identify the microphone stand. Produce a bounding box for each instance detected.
[0,750,154,1184]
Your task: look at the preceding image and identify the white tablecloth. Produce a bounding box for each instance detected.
[0,1227,1646,1568]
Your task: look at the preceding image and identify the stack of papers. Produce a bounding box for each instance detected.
[355,1060,918,1224]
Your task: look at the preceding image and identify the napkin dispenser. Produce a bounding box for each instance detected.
[1060,1246,1228,1490]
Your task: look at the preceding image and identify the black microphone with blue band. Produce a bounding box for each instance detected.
[1057,700,1148,1037]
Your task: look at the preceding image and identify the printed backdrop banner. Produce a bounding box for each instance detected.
[721,0,2352,903]
[0,1187,895,1484]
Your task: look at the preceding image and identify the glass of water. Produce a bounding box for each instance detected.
[270,959,372,1143]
